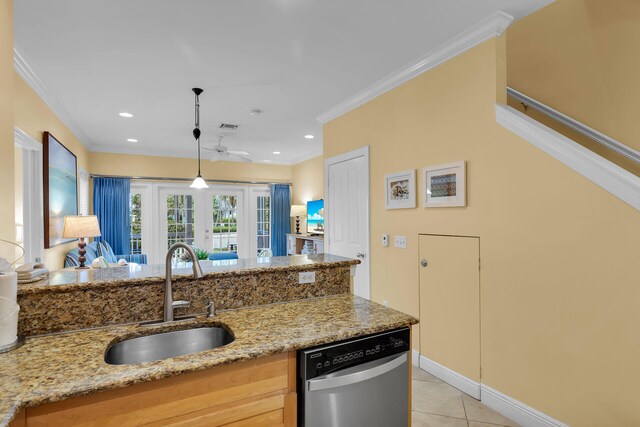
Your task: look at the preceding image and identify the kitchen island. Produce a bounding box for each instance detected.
[0,255,418,426]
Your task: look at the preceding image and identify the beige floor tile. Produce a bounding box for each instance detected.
[412,380,466,418]
[413,367,443,383]
[412,411,468,427]
[462,394,520,427]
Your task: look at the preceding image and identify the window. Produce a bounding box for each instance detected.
[210,195,238,253]
[256,195,270,255]
[129,193,142,254]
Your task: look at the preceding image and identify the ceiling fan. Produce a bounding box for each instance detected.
[202,136,252,163]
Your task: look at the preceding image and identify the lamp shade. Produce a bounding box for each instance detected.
[62,215,101,238]
[290,205,306,217]
[190,174,209,189]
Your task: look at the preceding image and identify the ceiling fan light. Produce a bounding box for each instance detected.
[190,174,208,189]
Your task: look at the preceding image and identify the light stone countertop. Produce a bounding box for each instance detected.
[19,254,358,294]
[0,293,418,426]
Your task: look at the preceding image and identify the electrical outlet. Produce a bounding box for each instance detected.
[382,234,389,247]
[383,300,389,307]
[298,271,316,284]
[394,235,407,249]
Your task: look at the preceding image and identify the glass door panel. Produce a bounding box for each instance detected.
[129,193,142,254]
[209,195,238,254]
[256,195,270,256]
[163,192,197,263]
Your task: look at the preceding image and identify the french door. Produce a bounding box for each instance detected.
[159,189,199,263]
[156,184,261,263]
[205,188,246,258]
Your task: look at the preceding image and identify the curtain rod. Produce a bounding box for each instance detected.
[90,173,292,186]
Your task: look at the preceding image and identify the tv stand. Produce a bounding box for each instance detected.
[286,234,324,255]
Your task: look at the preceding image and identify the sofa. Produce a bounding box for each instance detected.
[64,241,148,268]
[208,251,239,261]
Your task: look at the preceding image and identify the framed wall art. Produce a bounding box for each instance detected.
[423,161,466,208]
[384,169,416,209]
[43,132,78,248]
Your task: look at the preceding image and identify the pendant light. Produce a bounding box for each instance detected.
[190,87,208,189]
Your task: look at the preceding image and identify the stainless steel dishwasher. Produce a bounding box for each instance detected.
[299,328,410,427]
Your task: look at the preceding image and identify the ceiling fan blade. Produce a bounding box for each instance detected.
[227,150,250,156]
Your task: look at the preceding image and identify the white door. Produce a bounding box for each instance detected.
[158,189,200,263]
[204,187,247,259]
[249,187,271,257]
[325,147,370,299]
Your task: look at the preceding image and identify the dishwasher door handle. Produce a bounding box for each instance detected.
[307,353,407,391]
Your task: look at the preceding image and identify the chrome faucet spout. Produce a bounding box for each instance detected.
[164,243,203,322]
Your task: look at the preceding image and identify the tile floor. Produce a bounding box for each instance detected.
[412,367,520,427]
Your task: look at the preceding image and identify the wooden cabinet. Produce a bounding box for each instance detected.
[22,352,297,426]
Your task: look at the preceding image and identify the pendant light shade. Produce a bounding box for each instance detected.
[190,174,208,189]
[190,87,208,189]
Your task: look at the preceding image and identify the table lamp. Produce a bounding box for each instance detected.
[290,205,306,235]
[62,215,101,269]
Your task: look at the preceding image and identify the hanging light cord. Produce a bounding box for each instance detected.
[194,91,202,176]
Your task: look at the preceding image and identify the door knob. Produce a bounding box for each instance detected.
[420,259,428,267]
[356,252,366,259]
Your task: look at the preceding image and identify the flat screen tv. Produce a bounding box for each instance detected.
[307,199,324,235]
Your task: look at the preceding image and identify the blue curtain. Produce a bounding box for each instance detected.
[93,177,131,256]
[270,184,291,256]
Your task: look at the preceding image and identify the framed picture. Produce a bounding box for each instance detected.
[423,161,466,208]
[43,132,78,248]
[385,169,416,209]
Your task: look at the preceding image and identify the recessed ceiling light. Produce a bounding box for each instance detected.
[119,112,133,118]
[304,134,314,139]
[127,138,138,142]
[249,109,263,116]
[273,151,281,155]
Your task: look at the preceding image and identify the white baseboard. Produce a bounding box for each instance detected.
[481,385,569,427]
[413,352,568,427]
[412,349,420,367]
[418,355,481,399]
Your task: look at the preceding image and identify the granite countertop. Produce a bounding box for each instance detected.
[20,254,358,294]
[0,293,418,426]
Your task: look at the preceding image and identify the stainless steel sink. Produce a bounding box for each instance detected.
[105,326,234,365]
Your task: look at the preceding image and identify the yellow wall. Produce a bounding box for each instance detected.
[14,73,90,269]
[89,152,292,183]
[508,0,640,153]
[0,0,15,262]
[324,36,640,426]
[291,155,324,232]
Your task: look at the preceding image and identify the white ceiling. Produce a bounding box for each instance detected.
[14,0,552,165]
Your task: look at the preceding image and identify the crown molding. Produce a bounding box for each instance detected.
[496,104,640,212]
[13,45,93,149]
[317,11,513,124]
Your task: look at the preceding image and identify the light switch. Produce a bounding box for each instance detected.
[382,234,389,247]
[394,235,407,249]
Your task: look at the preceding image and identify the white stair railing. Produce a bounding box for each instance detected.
[496,103,640,212]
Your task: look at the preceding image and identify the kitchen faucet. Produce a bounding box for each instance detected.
[164,243,204,322]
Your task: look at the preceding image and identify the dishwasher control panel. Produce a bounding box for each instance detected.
[302,328,410,379]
